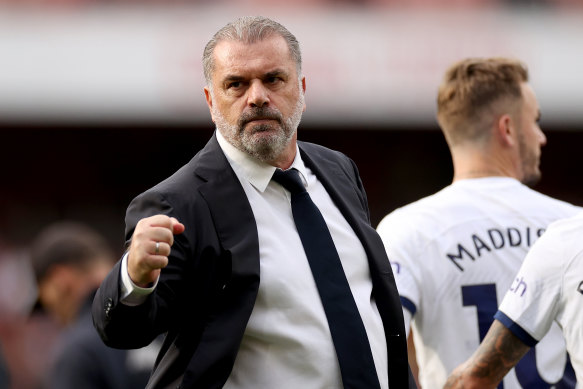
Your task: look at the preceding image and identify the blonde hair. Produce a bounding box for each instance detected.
[436,57,528,146]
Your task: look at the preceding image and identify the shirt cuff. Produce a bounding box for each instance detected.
[494,310,539,347]
[120,251,158,306]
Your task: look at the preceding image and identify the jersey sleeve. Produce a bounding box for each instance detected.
[495,225,565,344]
[377,210,423,334]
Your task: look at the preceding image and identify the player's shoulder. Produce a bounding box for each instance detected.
[516,213,583,281]
[377,186,458,240]
[537,212,583,259]
[546,211,583,234]
[506,182,581,214]
[379,185,460,222]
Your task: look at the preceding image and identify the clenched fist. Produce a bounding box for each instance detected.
[127,215,185,287]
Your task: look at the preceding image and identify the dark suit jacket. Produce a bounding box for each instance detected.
[92,133,410,389]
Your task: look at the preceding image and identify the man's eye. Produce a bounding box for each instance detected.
[228,81,241,89]
[266,77,280,84]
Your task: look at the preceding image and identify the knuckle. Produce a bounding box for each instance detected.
[133,229,148,242]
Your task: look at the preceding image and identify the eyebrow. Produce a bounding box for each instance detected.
[222,69,290,84]
[264,69,289,79]
[222,75,245,84]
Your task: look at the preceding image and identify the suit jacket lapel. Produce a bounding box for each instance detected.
[193,134,260,283]
[181,134,261,388]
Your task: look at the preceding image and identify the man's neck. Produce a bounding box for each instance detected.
[453,169,508,182]
[451,144,518,183]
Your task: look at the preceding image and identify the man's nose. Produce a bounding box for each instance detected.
[538,127,547,147]
[247,80,269,108]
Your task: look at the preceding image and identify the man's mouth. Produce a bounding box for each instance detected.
[239,108,283,128]
[244,117,278,125]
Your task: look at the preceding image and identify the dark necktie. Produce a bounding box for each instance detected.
[272,168,381,389]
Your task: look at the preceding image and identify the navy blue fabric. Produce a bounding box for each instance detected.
[494,311,538,347]
[400,296,417,316]
[272,168,380,389]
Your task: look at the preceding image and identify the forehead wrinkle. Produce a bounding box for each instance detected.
[213,36,295,75]
[222,67,288,81]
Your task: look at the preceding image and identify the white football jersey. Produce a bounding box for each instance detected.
[497,211,583,385]
[376,177,581,388]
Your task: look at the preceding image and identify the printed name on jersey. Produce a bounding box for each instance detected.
[447,226,545,271]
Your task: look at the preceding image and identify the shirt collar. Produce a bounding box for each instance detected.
[216,130,307,192]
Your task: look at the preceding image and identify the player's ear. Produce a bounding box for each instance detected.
[496,113,516,148]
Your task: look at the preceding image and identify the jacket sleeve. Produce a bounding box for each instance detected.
[92,190,189,349]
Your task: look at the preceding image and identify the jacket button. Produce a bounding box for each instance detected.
[104,298,113,319]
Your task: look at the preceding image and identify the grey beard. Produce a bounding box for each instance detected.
[213,96,304,164]
[239,123,293,163]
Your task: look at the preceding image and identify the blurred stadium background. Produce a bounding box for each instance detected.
[1,0,582,387]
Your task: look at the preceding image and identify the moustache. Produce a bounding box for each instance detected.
[239,107,283,128]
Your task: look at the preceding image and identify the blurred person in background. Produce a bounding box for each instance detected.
[31,221,158,389]
[92,15,414,389]
[376,57,581,388]
[445,210,583,387]
[0,343,9,388]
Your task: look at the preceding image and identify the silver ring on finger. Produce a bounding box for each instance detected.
[155,241,160,255]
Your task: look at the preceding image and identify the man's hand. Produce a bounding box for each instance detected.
[127,215,185,287]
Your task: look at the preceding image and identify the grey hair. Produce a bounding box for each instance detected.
[202,16,302,85]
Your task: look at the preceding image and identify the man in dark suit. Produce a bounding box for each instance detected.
[93,16,412,389]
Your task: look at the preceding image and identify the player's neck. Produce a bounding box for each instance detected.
[453,169,508,182]
[451,146,515,183]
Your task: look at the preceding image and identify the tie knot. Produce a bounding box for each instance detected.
[272,168,306,194]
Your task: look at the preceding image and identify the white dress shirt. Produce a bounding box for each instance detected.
[121,131,388,389]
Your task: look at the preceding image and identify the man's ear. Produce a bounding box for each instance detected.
[301,76,307,112]
[496,113,516,147]
[204,86,216,123]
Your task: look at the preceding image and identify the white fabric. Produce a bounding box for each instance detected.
[121,130,388,389]
[120,252,157,306]
[217,131,388,389]
[498,211,583,384]
[376,177,581,388]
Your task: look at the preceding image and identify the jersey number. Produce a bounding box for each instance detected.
[461,284,575,388]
